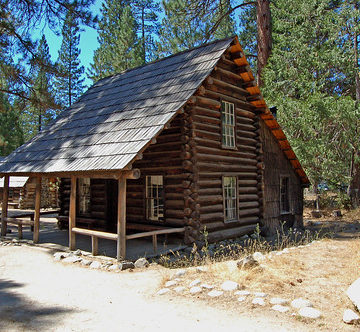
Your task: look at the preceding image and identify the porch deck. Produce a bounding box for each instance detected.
[0,210,186,260]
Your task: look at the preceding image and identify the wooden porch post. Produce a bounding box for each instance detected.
[33,176,41,243]
[117,176,126,261]
[69,175,77,250]
[1,175,9,236]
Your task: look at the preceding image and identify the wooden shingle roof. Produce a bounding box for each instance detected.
[0,37,234,175]
[0,36,309,185]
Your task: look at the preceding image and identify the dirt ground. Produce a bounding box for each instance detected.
[0,209,360,331]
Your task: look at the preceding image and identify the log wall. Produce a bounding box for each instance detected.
[260,119,304,232]
[184,54,263,243]
[20,178,58,209]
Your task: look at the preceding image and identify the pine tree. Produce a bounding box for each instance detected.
[211,0,236,40]
[88,0,142,82]
[157,0,210,56]
[131,0,161,63]
[56,9,85,109]
[23,35,57,140]
[262,0,356,193]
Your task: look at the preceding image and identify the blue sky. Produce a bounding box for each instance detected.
[43,0,102,86]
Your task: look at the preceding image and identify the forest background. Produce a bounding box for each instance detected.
[0,0,359,206]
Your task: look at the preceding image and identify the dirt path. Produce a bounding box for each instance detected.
[0,245,308,332]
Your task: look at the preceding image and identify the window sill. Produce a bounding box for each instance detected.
[221,145,238,151]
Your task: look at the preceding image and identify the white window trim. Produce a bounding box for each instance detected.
[146,175,164,222]
[221,101,236,149]
[223,175,238,223]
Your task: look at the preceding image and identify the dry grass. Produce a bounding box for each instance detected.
[161,234,360,331]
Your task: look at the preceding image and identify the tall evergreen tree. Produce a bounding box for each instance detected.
[88,0,142,82]
[210,0,236,40]
[23,35,57,140]
[131,0,161,63]
[56,8,85,109]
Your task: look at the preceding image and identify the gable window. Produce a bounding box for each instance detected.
[223,176,237,222]
[78,178,91,215]
[146,175,164,221]
[280,176,290,213]
[221,101,236,148]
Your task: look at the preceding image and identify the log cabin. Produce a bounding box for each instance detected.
[0,36,310,260]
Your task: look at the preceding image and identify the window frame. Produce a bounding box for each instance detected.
[280,175,290,214]
[77,177,91,217]
[223,175,238,223]
[145,175,165,222]
[221,100,237,150]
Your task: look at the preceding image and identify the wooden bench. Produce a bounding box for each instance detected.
[71,223,186,257]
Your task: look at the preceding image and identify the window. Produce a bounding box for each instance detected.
[223,176,237,222]
[146,176,164,221]
[221,101,236,148]
[78,178,91,215]
[280,177,290,213]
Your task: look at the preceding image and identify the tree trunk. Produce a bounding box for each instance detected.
[348,28,360,208]
[256,0,272,86]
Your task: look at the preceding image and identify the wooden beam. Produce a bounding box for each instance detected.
[69,175,77,250]
[91,236,98,256]
[33,177,41,243]
[1,175,9,236]
[117,176,126,261]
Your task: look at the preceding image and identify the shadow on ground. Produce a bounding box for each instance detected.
[0,278,75,331]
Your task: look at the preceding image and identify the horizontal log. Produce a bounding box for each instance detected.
[205,89,254,111]
[72,227,117,241]
[238,187,258,194]
[206,82,247,102]
[193,128,221,141]
[164,218,186,226]
[196,145,256,160]
[236,136,258,146]
[193,121,220,134]
[203,217,260,231]
[238,201,259,209]
[197,153,257,166]
[199,204,223,213]
[236,108,256,119]
[192,96,221,109]
[191,106,221,119]
[199,172,257,179]
[198,195,223,204]
[198,187,222,195]
[214,66,244,82]
[197,162,257,172]
[207,224,257,243]
[193,137,221,149]
[210,77,249,96]
[4,217,34,226]
[126,227,185,240]
[198,179,222,188]
[200,212,224,222]
[239,194,259,201]
[237,129,258,139]
[166,210,184,219]
[192,114,221,126]
[238,208,260,217]
[238,179,258,186]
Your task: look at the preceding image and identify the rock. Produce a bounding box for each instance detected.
[157,288,170,295]
[173,270,186,278]
[174,286,186,293]
[252,298,266,306]
[252,252,266,262]
[253,292,267,298]
[165,280,177,287]
[81,259,92,266]
[73,249,82,256]
[237,255,259,269]
[119,262,135,270]
[189,279,201,287]
[270,297,288,305]
[108,264,120,271]
[347,277,360,311]
[298,307,321,319]
[272,305,289,313]
[196,266,208,273]
[291,298,313,309]
[208,290,223,297]
[311,210,322,218]
[201,284,214,289]
[53,252,70,260]
[343,309,360,324]
[235,290,251,296]
[63,256,81,263]
[134,258,149,268]
[221,280,239,291]
[89,261,102,269]
[189,286,202,294]
[332,210,342,217]
[237,296,247,302]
